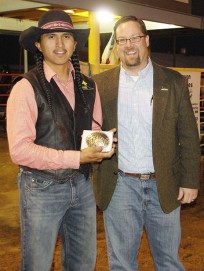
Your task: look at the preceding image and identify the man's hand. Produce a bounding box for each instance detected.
[177,187,198,204]
[80,146,115,164]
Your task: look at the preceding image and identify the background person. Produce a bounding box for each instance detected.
[92,16,200,271]
[6,10,115,271]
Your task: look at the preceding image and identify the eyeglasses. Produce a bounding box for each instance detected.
[116,35,145,45]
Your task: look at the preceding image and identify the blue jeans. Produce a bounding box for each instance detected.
[18,168,96,271]
[104,172,185,271]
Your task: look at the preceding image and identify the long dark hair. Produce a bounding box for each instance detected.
[35,50,88,112]
[35,50,101,128]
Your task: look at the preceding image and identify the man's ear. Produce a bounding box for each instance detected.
[35,41,41,52]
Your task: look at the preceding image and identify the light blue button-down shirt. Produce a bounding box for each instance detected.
[118,59,155,173]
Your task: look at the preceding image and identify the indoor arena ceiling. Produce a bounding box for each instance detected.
[0,1,88,24]
[0,0,203,30]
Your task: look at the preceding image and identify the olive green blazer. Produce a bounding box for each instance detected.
[92,62,200,213]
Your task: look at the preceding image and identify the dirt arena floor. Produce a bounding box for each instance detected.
[0,131,204,271]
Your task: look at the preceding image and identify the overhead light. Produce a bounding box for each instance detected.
[37,8,50,12]
[64,10,75,14]
[96,9,114,23]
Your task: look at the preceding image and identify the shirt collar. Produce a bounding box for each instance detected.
[43,61,75,82]
[138,58,153,78]
[120,57,153,80]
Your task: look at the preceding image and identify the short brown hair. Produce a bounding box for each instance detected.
[114,16,148,38]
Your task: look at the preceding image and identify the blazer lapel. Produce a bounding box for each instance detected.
[103,66,120,131]
[152,64,170,129]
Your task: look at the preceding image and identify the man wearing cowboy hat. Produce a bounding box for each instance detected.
[7,10,115,271]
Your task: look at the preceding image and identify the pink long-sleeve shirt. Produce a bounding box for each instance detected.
[6,61,102,170]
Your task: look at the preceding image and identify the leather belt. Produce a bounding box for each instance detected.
[124,172,156,180]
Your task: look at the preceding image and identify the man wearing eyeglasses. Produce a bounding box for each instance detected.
[92,16,200,270]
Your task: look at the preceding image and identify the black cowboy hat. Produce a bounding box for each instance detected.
[19,10,90,52]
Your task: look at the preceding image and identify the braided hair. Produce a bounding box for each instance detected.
[71,51,90,113]
[35,50,101,128]
[35,50,88,112]
[71,51,101,128]
[35,51,53,113]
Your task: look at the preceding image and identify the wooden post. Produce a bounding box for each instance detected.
[88,12,100,75]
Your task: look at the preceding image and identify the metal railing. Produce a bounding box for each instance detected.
[0,73,22,122]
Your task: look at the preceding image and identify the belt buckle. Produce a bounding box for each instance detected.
[140,174,150,180]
